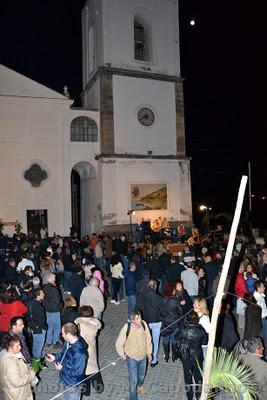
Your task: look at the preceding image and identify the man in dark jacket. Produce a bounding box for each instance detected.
[9,316,31,363]
[27,287,47,359]
[69,266,86,303]
[124,261,137,315]
[137,279,165,367]
[46,323,87,400]
[176,311,208,400]
[43,273,62,349]
[165,256,185,283]
[4,258,18,285]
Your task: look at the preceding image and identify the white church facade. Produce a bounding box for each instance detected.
[0,0,192,237]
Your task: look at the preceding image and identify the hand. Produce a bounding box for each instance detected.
[180,300,186,305]
[121,354,126,361]
[55,362,62,371]
[147,354,152,363]
[45,354,55,362]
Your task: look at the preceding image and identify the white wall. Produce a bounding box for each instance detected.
[101,157,192,227]
[113,75,177,155]
[0,96,99,237]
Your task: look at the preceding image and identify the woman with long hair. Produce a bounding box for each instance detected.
[174,280,193,315]
[0,335,36,400]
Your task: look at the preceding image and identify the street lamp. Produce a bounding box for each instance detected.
[127,210,136,238]
[199,204,212,235]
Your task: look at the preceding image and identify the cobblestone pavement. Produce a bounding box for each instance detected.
[32,299,188,400]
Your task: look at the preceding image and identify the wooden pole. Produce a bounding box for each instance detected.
[200,175,248,400]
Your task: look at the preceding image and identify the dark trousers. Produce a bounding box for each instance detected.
[182,357,203,400]
[83,371,104,396]
[111,277,122,302]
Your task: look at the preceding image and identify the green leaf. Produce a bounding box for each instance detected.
[206,348,258,400]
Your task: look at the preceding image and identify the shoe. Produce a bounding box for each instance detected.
[150,361,158,368]
[110,299,116,304]
[171,343,178,362]
[137,386,145,395]
[115,301,121,305]
[163,343,170,363]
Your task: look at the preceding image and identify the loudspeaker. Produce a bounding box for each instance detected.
[143,221,151,235]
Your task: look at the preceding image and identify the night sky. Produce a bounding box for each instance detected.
[1,0,267,229]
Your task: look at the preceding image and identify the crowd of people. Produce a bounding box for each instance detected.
[0,228,267,399]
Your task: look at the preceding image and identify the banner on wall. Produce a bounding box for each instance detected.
[130,183,167,210]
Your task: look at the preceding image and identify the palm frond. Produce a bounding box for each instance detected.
[207,347,258,400]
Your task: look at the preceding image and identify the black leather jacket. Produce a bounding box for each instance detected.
[177,323,208,360]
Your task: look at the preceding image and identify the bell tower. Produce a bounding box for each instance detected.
[81,0,192,231]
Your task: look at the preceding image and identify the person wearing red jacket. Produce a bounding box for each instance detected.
[234,264,249,330]
[0,289,28,336]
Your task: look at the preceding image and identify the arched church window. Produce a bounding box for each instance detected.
[134,16,151,62]
[71,117,98,142]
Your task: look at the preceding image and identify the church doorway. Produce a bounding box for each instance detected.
[71,162,97,236]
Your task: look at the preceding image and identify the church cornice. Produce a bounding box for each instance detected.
[95,153,191,161]
[82,66,185,95]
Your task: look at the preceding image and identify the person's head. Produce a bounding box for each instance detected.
[170,256,177,264]
[147,279,157,291]
[34,287,45,301]
[64,296,77,309]
[9,258,16,268]
[62,323,78,343]
[79,305,94,318]
[129,310,142,327]
[10,317,24,334]
[204,255,212,263]
[20,280,33,292]
[175,280,183,292]
[247,337,264,355]
[185,311,199,325]
[32,276,40,288]
[2,335,21,354]
[129,261,136,272]
[238,264,245,274]
[254,281,265,294]
[0,288,17,304]
[193,296,209,316]
[197,267,205,278]
[89,277,100,287]
[24,265,34,276]
[46,273,56,285]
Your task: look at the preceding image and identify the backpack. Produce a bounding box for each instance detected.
[126,321,146,339]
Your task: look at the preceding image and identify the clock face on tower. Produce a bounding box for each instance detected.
[137,107,155,126]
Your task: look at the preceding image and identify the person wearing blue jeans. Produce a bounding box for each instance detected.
[46,311,61,345]
[253,281,267,357]
[124,262,137,315]
[32,329,46,359]
[116,310,152,400]
[28,288,47,359]
[149,321,162,365]
[136,279,165,367]
[43,273,63,346]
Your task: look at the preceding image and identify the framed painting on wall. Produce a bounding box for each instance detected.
[130,183,167,210]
